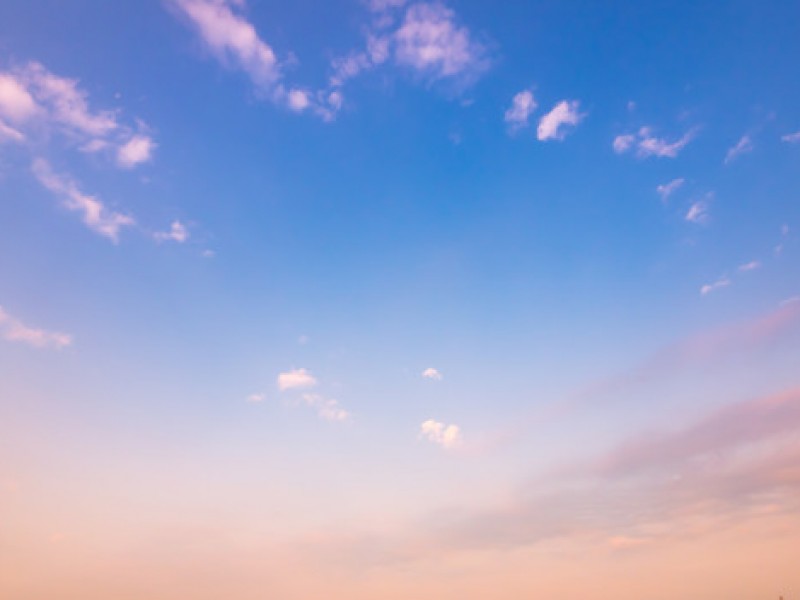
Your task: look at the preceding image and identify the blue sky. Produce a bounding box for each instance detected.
[2,1,800,598]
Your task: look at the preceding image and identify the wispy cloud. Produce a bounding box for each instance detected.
[170,0,281,93]
[504,89,536,132]
[614,126,696,158]
[0,118,25,143]
[154,220,189,243]
[422,367,442,380]
[738,260,761,272]
[31,158,135,242]
[277,368,317,391]
[0,306,72,349]
[685,197,711,224]
[301,393,350,422]
[537,100,584,141]
[246,392,266,403]
[419,419,460,449]
[724,134,753,164]
[700,277,731,296]
[0,62,155,167]
[781,130,800,143]
[656,177,684,202]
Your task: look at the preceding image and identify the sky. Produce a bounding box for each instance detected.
[1,0,800,598]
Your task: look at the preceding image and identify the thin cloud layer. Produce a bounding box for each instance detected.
[700,277,731,296]
[0,306,72,349]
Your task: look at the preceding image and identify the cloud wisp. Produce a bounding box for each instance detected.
[422,367,442,380]
[614,126,697,159]
[0,306,72,349]
[31,158,135,242]
[656,177,684,202]
[724,134,753,164]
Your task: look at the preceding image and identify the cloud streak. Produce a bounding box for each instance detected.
[0,306,72,349]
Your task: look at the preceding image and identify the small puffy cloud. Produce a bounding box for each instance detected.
[246,392,266,403]
[738,260,761,272]
[614,126,696,158]
[419,419,460,449]
[700,277,731,296]
[612,134,635,154]
[422,367,442,380]
[0,306,72,349]
[685,199,710,224]
[154,221,189,243]
[117,134,155,168]
[394,2,489,84]
[277,367,317,391]
[31,158,134,242]
[302,393,349,422]
[781,131,800,143]
[504,89,536,131]
[656,177,684,201]
[537,100,584,141]
[724,134,753,164]
[287,88,311,112]
[170,0,281,92]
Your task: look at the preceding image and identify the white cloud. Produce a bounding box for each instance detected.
[656,177,684,201]
[700,277,731,296]
[246,392,266,403]
[154,221,189,243]
[31,159,134,242]
[738,260,761,272]
[302,393,349,422]
[17,62,117,137]
[287,88,311,112]
[394,2,488,84]
[537,100,584,141]
[277,367,317,391]
[612,134,635,154]
[0,73,39,122]
[504,89,536,131]
[614,126,696,159]
[724,134,753,164]
[685,199,710,224]
[1,63,156,168]
[170,0,281,92]
[419,419,460,449]
[0,306,72,349]
[781,131,800,143]
[422,367,442,380]
[0,119,25,143]
[117,134,155,168]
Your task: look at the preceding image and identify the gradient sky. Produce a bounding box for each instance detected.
[2,1,800,598]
